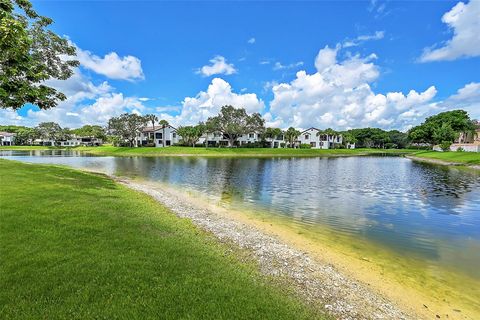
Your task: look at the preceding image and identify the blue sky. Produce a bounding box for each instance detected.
[3,0,480,130]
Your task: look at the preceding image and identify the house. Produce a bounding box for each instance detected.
[57,136,103,147]
[265,134,285,148]
[0,132,15,146]
[296,128,343,149]
[137,125,180,147]
[447,127,480,152]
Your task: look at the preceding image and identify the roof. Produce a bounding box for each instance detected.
[0,131,15,137]
[142,125,176,132]
[299,127,321,134]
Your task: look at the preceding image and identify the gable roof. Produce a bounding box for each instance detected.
[299,127,321,135]
[142,125,177,132]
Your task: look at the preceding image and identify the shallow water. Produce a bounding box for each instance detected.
[2,150,480,281]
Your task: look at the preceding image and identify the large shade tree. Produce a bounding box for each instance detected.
[177,123,205,147]
[0,0,78,110]
[36,122,62,141]
[408,110,474,144]
[108,113,148,147]
[70,125,106,140]
[205,105,265,147]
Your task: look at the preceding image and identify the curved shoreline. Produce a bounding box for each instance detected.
[117,177,414,320]
[406,155,480,170]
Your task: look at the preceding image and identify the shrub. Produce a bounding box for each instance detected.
[440,141,452,152]
[385,143,398,149]
[299,143,311,149]
[456,147,465,152]
[280,142,286,148]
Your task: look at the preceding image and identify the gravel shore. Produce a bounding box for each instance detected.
[120,178,414,320]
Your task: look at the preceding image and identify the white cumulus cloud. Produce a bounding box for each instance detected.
[165,78,264,126]
[269,48,439,131]
[77,47,144,81]
[420,1,480,62]
[196,56,237,77]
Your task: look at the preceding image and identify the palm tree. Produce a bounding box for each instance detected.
[159,119,169,147]
[145,114,158,144]
[285,127,300,148]
[324,128,338,148]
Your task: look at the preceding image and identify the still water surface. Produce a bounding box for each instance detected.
[2,150,480,280]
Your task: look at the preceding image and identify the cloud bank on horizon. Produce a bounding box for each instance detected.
[1,0,479,132]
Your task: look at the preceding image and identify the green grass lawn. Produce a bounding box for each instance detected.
[0,145,417,157]
[0,159,324,319]
[412,150,480,165]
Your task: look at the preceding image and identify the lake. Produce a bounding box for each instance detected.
[2,150,480,283]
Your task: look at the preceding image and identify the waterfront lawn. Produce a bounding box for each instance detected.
[413,150,480,165]
[0,159,322,319]
[76,146,416,157]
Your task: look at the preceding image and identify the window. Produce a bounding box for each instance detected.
[249,133,254,139]
[310,142,316,147]
[305,134,309,140]
[173,133,176,138]
[155,132,163,139]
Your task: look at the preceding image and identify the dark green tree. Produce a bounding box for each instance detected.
[70,125,106,140]
[107,113,147,147]
[177,123,205,147]
[0,0,79,110]
[205,105,265,147]
[408,110,474,144]
[284,127,300,148]
[36,122,62,141]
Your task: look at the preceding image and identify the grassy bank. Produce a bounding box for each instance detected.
[0,145,417,157]
[411,151,480,165]
[0,159,323,319]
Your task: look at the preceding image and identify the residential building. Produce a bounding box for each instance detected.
[0,132,15,146]
[447,127,480,152]
[57,136,103,147]
[296,128,343,149]
[137,125,180,147]
[136,125,350,149]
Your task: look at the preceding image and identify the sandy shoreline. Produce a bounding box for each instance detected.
[117,177,417,320]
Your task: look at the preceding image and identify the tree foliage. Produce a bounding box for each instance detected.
[108,113,147,147]
[0,0,79,110]
[284,127,300,148]
[205,105,265,147]
[35,122,62,140]
[263,127,283,140]
[408,110,474,144]
[70,125,106,140]
[0,124,37,144]
[177,124,205,147]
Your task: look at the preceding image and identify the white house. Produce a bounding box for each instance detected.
[137,125,180,147]
[0,132,15,146]
[296,128,343,149]
[57,136,103,147]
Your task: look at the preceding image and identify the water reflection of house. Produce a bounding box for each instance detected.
[450,126,480,152]
[0,132,15,146]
